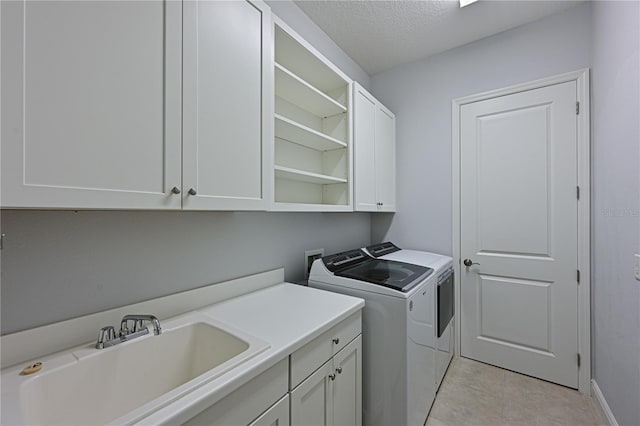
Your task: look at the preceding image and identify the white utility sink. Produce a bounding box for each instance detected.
[1,314,270,425]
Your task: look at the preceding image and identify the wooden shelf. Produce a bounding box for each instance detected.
[273,20,352,210]
[275,63,347,118]
[271,202,352,212]
[275,114,346,151]
[275,26,347,93]
[275,165,347,185]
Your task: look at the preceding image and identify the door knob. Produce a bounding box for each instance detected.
[171,186,181,194]
[463,259,480,267]
[188,188,197,196]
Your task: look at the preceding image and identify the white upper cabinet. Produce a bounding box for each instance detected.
[182,0,272,210]
[0,0,183,209]
[353,83,396,212]
[1,0,271,211]
[272,19,353,211]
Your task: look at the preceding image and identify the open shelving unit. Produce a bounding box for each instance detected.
[272,19,353,211]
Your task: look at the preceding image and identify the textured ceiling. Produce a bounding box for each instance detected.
[294,0,583,75]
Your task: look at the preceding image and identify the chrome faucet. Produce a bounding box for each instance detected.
[120,314,162,336]
[95,314,162,349]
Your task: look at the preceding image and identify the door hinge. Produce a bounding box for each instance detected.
[576,186,580,200]
[0,233,5,250]
[577,353,581,368]
[577,269,581,283]
[576,101,580,115]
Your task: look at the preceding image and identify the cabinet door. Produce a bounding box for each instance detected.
[290,360,333,426]
[374,105,396,212]
[182,0,272,210]
[250,394,290,426]
[0,0,182,209]
[332,336,362,426]
[353,84,378,212]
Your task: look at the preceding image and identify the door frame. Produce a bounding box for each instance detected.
[451,69,591,394]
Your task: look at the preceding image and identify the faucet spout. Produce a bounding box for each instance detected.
[120,314,162,336]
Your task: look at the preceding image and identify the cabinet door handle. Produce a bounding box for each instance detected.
[332,338,340,345]
[171,186,181,194]
[188,188,197,196]
[329,373,336,381]
[336,367,342,374]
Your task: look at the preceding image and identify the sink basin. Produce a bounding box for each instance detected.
[3,316,269,425]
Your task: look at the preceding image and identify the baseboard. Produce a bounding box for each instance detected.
[591,380,619,426]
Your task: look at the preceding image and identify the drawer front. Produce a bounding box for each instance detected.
[290,311,361,389]
[184,358,288,426]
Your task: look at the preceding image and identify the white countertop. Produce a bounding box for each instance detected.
[143,282,364,424]
[1,281,364,425]
[2,268,366,425]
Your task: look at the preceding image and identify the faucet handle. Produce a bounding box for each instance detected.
[96,326,117,349]
[119,322,130,337]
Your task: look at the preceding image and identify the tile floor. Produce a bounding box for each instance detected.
[426,357,605,426]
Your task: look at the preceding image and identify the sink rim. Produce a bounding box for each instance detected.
[1,312,270,426]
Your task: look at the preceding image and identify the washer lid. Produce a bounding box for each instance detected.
[365,241,401,257]
[335,258,433,292]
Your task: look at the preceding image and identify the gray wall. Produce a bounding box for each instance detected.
[591,1,640,425]
[369,3,592,254]
[0,0,373,335]
[266,0,371,90]
[0,211,370,334]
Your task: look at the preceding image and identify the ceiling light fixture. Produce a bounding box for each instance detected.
[460,0,479,7]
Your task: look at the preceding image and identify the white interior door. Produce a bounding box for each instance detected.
[459,81,579,388]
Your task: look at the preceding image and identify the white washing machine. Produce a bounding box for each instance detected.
[365,242,455,391]
[309,248,437,426]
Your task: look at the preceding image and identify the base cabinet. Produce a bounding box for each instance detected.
[290,336,362,426]
[250,394,290,426]
[332,337,362,426]
[183,313,362,426]
[291,360,334,426]
[183,358,288,426]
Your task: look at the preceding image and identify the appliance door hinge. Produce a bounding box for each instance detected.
[576,101,580,115]
[576,186,580,200]
[577,353,581,368]
[577,269,580,283]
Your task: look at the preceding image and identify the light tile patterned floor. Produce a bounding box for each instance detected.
[426,357,605,426]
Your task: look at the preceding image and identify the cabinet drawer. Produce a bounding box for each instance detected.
[290,311,361,389]
[184,358,288,426]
